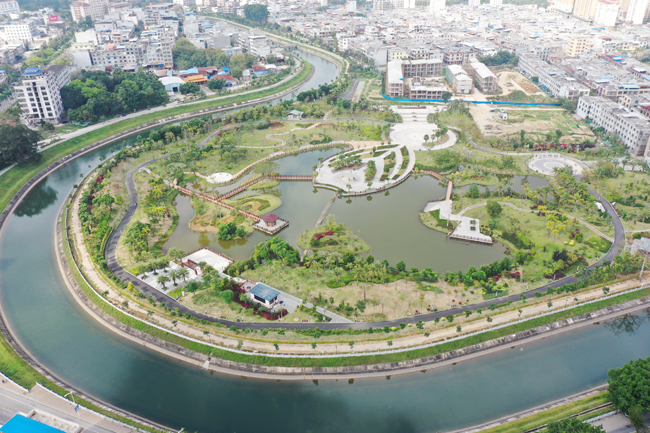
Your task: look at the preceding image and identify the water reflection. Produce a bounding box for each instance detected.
[603,309,650,336]
[14,183,58,217]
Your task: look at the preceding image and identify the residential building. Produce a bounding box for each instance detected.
[593,0,619,25]
[0,19,38,42]
[554,0,575,13]
[373,0,393,10]
[467,61,497,92]
[565,37,590,57]
[625,0,650,23]
[469,0,481,6]
[490,0,503,5]
[347,1,357,12]
[15,65,70,125]
[573,0,599,20]
[577,95,650,156]
[88,0,109,20]
[445,64,473,93]
[386,59,444,98]
[71,1,91,22]
[0,0,19,16]
[429,0,445,12]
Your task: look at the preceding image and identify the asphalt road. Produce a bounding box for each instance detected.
[104,145,626,330]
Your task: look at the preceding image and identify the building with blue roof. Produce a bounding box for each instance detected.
[247,283,280,308]
[1,414,66,433]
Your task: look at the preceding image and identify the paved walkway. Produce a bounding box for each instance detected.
[0,380,133,433]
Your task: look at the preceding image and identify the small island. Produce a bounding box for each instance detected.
[297,215,370,254]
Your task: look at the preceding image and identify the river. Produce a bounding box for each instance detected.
[1,49,649,433]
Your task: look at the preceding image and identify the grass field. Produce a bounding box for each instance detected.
[479,392,610,433]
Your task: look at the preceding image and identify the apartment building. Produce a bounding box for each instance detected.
[386,59,444,98]
[467,61,497,92]
[625,0,650,23]
[71,1,90,22]
[0,19,38,42]
[0,0,19,16]
[565,38,590,57]
[519,53,590,100]
[573,0,599,20]
[429,0,445,13]
[593,0,619,26]
[15,65,70,125]
[577,96,650,156]
[445,64,473,93]
[490,0,503,5]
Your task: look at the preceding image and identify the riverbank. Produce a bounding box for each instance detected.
[58,184,650,378]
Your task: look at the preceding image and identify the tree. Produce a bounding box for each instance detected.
[220,289,234,303]
[629,405,648,433]
[486,201,503,218]
[546,418,603,433]
[424,134,429,144]
[468,184,480,199]
[207,79,226,91]
[168,248,185,262]
[178,267,190,282]
[244,4,269,22]
[179,82,201,95]
[156,275,170,288]
[0,124,41,165]
[608,356,650,414]
[442,91,452,102]
[396,261,406,272]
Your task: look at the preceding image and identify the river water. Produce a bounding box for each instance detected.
[1,50,650,433]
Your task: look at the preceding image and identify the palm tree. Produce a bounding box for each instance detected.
[168,248,185,262]
[169,269,180,285]
[178,267,190,282]
[157,275,170,288]
[333,267,343,283]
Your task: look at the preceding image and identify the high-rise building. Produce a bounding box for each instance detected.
[373,0,392,10]
[553,0,575,13]
[468,0,481,7]
[573,0,599,20]
[490,0,502,5]
[16,65,70,125]
[626,0,650,23]
[429,0,446,13]
[0,0,19,16]
[594,0,619,25]
[70,1,90,22]
[347,1,357,11]
[404,0,416,7]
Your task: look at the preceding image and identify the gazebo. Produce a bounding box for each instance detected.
[261,214,279,227]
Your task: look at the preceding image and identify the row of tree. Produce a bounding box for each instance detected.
[61,69,168,124]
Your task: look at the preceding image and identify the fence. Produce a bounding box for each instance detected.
[382,94,560,106]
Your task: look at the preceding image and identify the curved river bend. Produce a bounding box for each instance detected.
[1,51,650,433]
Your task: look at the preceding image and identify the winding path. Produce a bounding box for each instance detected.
[105,150,625,330]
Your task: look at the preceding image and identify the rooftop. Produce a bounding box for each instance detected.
[249,283,280,302]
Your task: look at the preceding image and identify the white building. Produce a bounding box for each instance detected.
[594,0,619,26]
[468,0,481,6]
[347,1,357,11]
[404,0,416,7]
[0,19,38,43]
[429,0,445,12]
[0,0,19,16]
[577,96,650,156]
[490,0,503,5]
[446,64,473,94]
[625,0,650,24]
[15,65,70,125]
[173,0,196,6]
